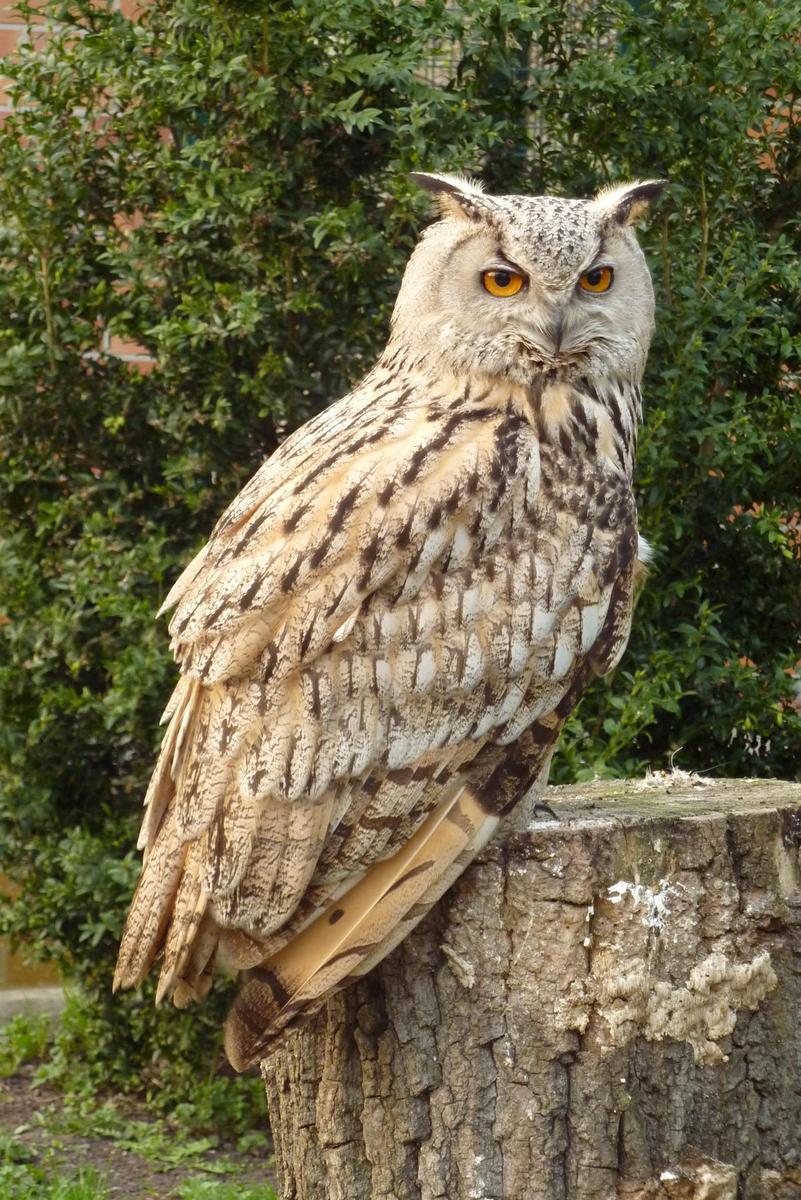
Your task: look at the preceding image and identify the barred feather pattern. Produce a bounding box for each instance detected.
[114,357,639,1060]
[115,176,659,1070]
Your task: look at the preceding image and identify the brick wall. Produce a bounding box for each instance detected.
[0,0,142,110]
[0,0,154,370]
[0,0,39,119]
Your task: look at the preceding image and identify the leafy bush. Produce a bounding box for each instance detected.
[0,0,798,1096]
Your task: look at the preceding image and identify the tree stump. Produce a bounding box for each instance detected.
[261,776,801,1200]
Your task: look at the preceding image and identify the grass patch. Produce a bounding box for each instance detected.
[49,1095,270,1172]
[0,1123,277,1198]
[175,1184,277,1200]
[0,1157,278,1200]
[33,991,267,1141]
[1,1002,267,1143]
[0,1012,53,1076]
[0,1009,276,1196]
[0,1160,109,1200]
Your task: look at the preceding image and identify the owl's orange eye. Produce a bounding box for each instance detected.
[481,268,525,297]
[578,266,614,294]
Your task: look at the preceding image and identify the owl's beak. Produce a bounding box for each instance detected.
[519,306,571,365]
[548,313,565,355]
[526,310,565,359]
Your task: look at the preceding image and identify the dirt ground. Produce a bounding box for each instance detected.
[0,1069,279,1198]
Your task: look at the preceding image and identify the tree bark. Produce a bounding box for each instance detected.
[261,775,801,1200]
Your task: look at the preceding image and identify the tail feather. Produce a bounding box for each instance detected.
[224,782,498,1070]
[138,678,200,853]
[335,822,497,986]
[171,910,219,1008]
[113,813,186,992]
[155,841,209,1004]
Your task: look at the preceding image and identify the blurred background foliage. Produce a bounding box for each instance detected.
[0,0,799,1110]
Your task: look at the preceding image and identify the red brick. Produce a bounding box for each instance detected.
[117,0,146,18]
[0,26,24,57]
[113,208,146,235]
[107,333,155,373]
[0,1,46,22]
[108,334,150,358]
[123,357,155,374]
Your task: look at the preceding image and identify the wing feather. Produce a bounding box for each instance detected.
[223,781,500,1069]
[115,369,639,1066]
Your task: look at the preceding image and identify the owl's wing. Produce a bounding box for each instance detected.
[115,376,637,1066]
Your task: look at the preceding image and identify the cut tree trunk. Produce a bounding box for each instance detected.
[261,775,801,1200]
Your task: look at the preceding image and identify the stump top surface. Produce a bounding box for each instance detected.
[532,772,801,831]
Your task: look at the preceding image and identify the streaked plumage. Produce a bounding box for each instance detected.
[115,172,664,1070]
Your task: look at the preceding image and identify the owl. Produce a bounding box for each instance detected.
[114,172,665,1070]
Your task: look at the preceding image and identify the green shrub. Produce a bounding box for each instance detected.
[0,0,798,1096]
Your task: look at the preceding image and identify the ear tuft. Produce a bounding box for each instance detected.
[410,171,489,221]
[593,179,668,227]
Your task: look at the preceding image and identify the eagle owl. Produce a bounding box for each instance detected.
[115,172,665,1070]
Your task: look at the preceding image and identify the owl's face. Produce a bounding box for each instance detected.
[392,174,665,388]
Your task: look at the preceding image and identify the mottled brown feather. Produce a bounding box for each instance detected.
[115,176,660,1063]
[114,369,639,1030]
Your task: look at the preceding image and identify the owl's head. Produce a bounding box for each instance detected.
[390,173,666,387]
